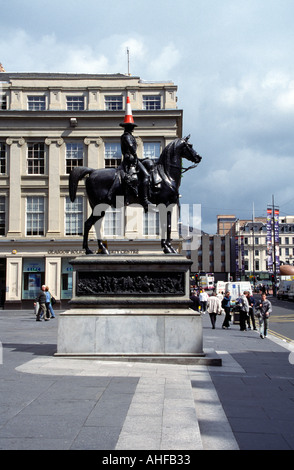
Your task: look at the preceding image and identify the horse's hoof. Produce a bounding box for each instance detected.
[85,249,94,255]
[98,243,110,255]
[99,249,110,255]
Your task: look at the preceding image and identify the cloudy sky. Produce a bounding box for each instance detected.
[1,0,294,233]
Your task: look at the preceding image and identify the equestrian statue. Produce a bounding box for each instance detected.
[69,97,202,255]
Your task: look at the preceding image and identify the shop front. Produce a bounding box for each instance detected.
[3,241,85,309]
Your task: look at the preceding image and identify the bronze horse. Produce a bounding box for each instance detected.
[69,135,202,254]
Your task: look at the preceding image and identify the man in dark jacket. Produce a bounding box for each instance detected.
[35,285,49,321]
[190,290,200,311]
[256,293,272,338]
[246,291,257,330]
[221,291,232,329]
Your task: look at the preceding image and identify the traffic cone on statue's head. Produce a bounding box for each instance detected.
[120,96,137,127]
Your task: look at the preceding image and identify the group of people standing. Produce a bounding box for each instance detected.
[190,288,272,339]
[35,285,56,321]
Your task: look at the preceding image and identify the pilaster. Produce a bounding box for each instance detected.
[6,137,25,237]
[45,256,61,299]
[6,256,22,302]
[45,138,64,236]
[84,137,102,168]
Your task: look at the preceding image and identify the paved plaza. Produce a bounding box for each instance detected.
[1,309,294,450]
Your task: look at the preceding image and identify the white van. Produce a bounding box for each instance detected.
[216,281,226,295]
[277,280,293,300]
[220,282,252,304]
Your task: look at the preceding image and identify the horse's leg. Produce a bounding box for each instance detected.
[166,210,177,254]
[91,209,109,254]
[83,212,108,255]
[161,210,173,254]
[83,213,96,254]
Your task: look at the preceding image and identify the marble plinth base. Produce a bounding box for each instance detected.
[56,255,206,364]
[56,308,203,359]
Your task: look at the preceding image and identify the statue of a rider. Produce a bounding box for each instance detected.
[107,97,152,211]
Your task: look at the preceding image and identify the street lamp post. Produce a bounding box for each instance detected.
[251,226,256,291]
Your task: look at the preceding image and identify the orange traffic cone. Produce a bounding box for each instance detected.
[120,96,137,127]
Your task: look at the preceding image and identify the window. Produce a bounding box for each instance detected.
[27,143,45,175]
[65,196,83,236]
[0,142,6,174]
[22,259,45,300]
[0,196,5,235]
[105,96,123,111]
[104,207,123,237]
[26,197,44,236]
[66,96,85,111]
[144,210,160,235]
[27,96,46,111]
[0,94,7,110]
[104,143,122,168]
[143,142,161,160]
[66,143,84,173]
[143,95,161,110]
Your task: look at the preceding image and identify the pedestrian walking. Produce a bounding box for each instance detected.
[45,286,56,319]
[221,291,232,329]
[238,291,249,331]
[206,291,222,329]
[255,293,272,338]
[35,285,49,321]
[246,291,257,330]
[190,289,200,311]
[199,289,208,313]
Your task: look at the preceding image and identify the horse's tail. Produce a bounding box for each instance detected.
[69,166,94,202]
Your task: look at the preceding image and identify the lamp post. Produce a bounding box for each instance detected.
[251,225,256,290]
[268,195,280,297]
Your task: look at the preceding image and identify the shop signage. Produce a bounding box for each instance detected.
[47,249,139,255]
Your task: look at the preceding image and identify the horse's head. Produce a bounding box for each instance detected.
[179,135,202,167]
[157,135,202,180]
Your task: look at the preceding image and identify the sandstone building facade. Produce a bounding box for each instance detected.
[0,72,182,308]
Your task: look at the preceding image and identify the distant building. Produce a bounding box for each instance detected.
[217,215,236,236]
[226,214,294,282]
[184,227,232,282]
[186,213,294,285]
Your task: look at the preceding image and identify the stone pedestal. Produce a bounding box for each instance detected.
[56,254,205,363]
